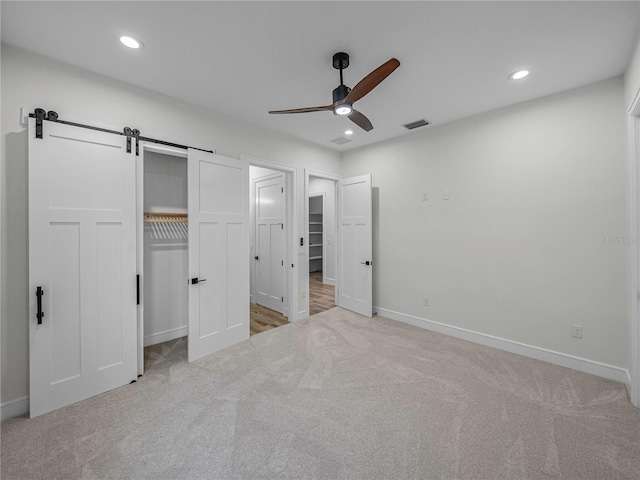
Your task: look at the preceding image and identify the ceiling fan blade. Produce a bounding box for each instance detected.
[349,110,373,131]
[345,58,400,105]
[269,105,333,114]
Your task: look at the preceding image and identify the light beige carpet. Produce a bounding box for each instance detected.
[2,308,639,479]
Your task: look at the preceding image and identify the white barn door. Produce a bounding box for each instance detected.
[254,174,285,313]
[337,174,373,317]
[28,118,137,417]
[187,150,249,362]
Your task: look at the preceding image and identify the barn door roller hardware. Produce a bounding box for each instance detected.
[123,127,140,154]
[29,107,214,154]
[33,108,58,139]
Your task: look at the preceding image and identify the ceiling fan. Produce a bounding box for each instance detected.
[269,52,400,132]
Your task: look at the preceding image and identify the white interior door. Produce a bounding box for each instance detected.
[254,174,285,313]
[337,174,373,317]
[28,118,137,417]
[188,150,249,362]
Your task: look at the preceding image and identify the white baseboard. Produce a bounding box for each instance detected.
[374,307,630,385]
[322,277,335,286]
[144,325,188,347]
[1,396,29,421]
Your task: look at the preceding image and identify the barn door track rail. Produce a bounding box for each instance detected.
[29,108,214,154]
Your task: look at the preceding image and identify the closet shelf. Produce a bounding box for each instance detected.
[309,256,322,260]
[309,244,323,247]
[144,212,188,223]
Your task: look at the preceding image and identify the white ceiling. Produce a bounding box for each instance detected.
[2,1,639,151]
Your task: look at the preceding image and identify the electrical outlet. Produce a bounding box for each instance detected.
[422,192,429,201]
[422,297,430,307]
[443,191,450,200]
[571,325,583,339]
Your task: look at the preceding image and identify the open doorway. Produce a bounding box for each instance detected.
[307,173,338,316]
[138,146,189,372]
[247,160,297,335]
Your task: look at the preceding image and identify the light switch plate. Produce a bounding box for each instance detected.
[19,107,29,127]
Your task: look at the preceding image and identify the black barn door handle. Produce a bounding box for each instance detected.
[36,286,44,324]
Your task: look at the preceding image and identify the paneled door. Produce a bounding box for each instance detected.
[337,174,373,317]
[187,150,249,362]
[28,118,138,417]
[254,174,285,313]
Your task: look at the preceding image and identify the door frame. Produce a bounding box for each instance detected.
[242,155,298,322]
[304,169,341,319]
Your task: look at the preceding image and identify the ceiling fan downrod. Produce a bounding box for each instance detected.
[332,52,352,112]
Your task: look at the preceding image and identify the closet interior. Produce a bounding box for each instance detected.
[307,177,337,316]
[308,195,324,274]
[142,151,189,356]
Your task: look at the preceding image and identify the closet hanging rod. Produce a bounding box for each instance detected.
[29,109,213,154]
[144,212,188,223]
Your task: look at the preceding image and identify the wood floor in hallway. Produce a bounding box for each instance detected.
[250,271,336,335]
[250,303,288,336]
[309,271,335,316]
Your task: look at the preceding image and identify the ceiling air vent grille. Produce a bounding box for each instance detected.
[330,136,352,145]
[403,119,430,130]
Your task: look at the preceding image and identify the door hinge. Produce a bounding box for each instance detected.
[136,274,140,305]
[281,260,284,266]
[281,187,284,193]
[281,223,284,230]
[282,297,284,302]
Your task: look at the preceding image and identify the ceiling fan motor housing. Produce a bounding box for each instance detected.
[333,84,351,104]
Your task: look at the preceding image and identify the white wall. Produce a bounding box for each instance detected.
[342,77,628,372]
[308,177,336,284]
[0,45,341,407]
[143,152,188,345]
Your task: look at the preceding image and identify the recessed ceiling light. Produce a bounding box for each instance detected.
[120,35,143,49]
[344,130,354,135]
[509,69,530,80]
